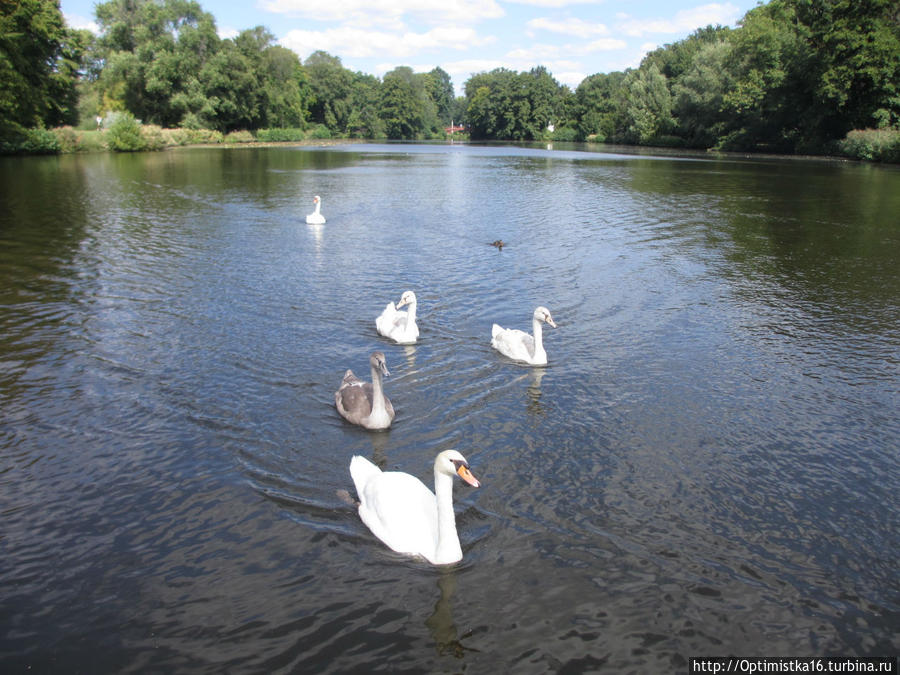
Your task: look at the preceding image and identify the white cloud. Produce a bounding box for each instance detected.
[555,71,587,89]
[506,44,562,61]
[260,0,504,25]
[527,17,609,38]
[505,0,598,7]
[581,37,627,52]
[64,13,99,33]
[617,3,740,37]
[280,25,492,59]
[218,26,240,40]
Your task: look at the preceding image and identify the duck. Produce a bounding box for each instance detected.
[306,195,325,224]
[349,449,481,565]
[491,306,557,366]
[490,240,505,250]
[334,351,394,430]
[375,290,419,344]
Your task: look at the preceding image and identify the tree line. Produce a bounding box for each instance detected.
[2,0,898,158]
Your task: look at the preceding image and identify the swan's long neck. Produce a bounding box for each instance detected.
[405,301,417,329]
[314,200,322,215]
[370,363,387,418]
[531,316,546,360]
[433,470,462,564]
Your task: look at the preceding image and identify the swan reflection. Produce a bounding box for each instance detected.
[425,570,478,658]
[526,367,547,417]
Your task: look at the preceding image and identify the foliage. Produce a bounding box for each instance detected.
[304,51,354,133]
[575,72,625,141]
[225,130,255,143]
[465,67,569,141]
[21,127,62,154]
[106,112,147,151]
[140,124,167,150]
[5,0,899,159]
[837,128,900,162]
[426,67,455,124]
[308,124,332,139]
[255,128,307,142]
[0,0,83,140]
[614,64,676,144]
[379,67,427,139]
[550,126,579,142]
[673,40,734,147]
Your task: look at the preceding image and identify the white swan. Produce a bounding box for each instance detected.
[349,449,481,565]
[306,195,325,224]
[335,351,394,430]
[491,306,558,366]
[375,290,419,344]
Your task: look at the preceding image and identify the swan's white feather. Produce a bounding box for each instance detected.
[491,325,535,362]
[375,291,419,344]
[349,450,478,565]
[306,195,325,224]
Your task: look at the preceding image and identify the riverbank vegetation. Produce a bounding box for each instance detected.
[2,0,898,161]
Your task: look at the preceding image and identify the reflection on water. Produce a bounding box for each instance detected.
[425,571,477,659]
[1,145,898,672]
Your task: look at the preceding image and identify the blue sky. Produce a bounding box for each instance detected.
[61,0,762,94]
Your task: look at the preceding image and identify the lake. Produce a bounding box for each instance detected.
[1,143,898,673]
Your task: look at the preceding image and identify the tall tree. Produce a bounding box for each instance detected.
[720,0,813,150]
[615,64,675,144]
[304,50,354,132]
[94,0,220,127]
[379,66,424,139]
[673,40,734,147]
[425,66,454,124]
[1,0,82,138]
[259,44,312,129]
[790,0,900,136]
[575,71,625,140]
[347,71,383,138]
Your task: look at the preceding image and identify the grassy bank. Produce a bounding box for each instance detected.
[2,118,897,163]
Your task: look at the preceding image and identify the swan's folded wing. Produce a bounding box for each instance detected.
[358,472,439,556]
[336,381,374,423]
[350,455,382,493]
[375,302,398,334]
[492,327,532,360]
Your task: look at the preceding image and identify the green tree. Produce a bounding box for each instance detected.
[524,66,561,138]
[304,50,354,132]
[197,35,260,131]
[673,40,734,147]
[1,0,83,139]
[464,66,571,140]
[791,0,900,136]
[615,64,675,144]
[425,66,454,124]
[347,72,383,138]
[95,0,221,127]
[260,44,312,128]
[379,67,424,139]
[719,0,813,150]
[575,71,625,140]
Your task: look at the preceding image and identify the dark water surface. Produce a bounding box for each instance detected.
[1,143,898,673]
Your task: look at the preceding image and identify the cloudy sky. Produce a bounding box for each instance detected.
[61,0,760,93]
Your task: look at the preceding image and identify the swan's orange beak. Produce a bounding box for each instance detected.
[457,464,480,488]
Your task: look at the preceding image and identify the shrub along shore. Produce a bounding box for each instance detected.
[6,115,898,164]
